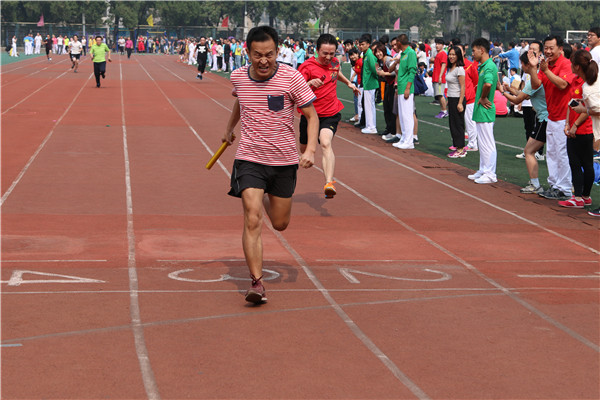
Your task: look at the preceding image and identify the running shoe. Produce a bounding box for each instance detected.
[474,175,497,184]
[448,148,466,158]
[535,153,545,161]
[540,188,570,200]
[245,275,267,304]
[558,196,584,208]
[515,152,525,159]
[382,133,396,141]
[583,196,592,206]
[324,181,337,199]
[520,183,543,194]
[449,146,457,151]
[434,111,445,119]
[588,208,600,217]
[385,136,400,144]
[468,171,483,180]
[413,137,419,145]
[465,145,478,152]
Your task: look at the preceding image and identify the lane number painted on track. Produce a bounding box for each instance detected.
[0,270,106,286]
[168,268,280,283]
[339,268,451,284]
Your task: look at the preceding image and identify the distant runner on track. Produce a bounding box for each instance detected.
[222,26,319,304]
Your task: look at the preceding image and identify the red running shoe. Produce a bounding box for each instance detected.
[245,275,267,304]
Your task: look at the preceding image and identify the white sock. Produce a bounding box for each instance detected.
[531,178,540,187]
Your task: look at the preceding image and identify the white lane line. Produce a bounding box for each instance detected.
[336,135,599,256]
[316,259,440,263]
[2,58,88,115]
[1,57,68,88]
[140,57,430,398]
[518,273,600,279]
[0,72,93,206]
[312,164,600,352]
[3,287,598,295]
[1,57,48,73]
[2,259,107,263]
[487,260,599,263]
[119,60,161,400]
[338,96,523,150]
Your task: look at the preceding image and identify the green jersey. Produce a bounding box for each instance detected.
[90,43,110,63]
[361,48,379,91]
[473,57,498,123]
[397,46,417,94]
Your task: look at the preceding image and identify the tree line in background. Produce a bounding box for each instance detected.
[2,1,599,42]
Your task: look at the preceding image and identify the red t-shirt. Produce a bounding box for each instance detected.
[433,50,447,83]
[353,58,363,86]
[424,43,431,58]
[539,55,576,121]
[230,64,316,166]
[569,76,593,134]
[298,56,344,117]
[464,59,479,104]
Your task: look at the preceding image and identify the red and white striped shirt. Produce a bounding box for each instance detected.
[230,64,316,166]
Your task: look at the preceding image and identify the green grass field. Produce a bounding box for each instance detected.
[0,51,45,65]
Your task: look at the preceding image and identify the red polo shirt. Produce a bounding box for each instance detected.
[432,50,447,83]
[569,76,593,134]
[538,55,576,121]
[298,56,344,117]
[464,59,479,104]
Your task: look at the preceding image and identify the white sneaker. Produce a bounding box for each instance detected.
[474,175,498,184]
[515,152,525,159]
[361,127,378,134]
[393,141,414,149]
[468,172,483,180]
[535,153,545,161]
[381,133,395,141]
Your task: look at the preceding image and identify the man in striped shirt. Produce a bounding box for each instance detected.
[223,26,319,304]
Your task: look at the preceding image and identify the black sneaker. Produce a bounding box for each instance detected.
[540,188,569,200]
[413,137,420,145]
[588,208,600,217]
[385,136,400,144]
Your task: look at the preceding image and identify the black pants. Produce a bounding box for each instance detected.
[567,134,594,197]
[383,82,396,134]
[217,56,223,70]
[523,106,543,155]
[224,55,230,71]
[197,57,207,74]
[448,97,466,148]
[126,48,132,58]
[93,61,106,86]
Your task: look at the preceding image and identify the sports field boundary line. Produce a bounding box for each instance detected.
[0,71,93,206]
[138,56,431,399]
[2,58,88,115]
[119,60,161,400]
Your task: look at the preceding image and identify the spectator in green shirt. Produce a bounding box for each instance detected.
[358,34,379,134]
[89,36,112,88]
[393,34,418,149]
[468,37,499,184]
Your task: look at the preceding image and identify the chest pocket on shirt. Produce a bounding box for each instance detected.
[267,95,284,112]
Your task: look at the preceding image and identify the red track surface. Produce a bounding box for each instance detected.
[1,55,598,399]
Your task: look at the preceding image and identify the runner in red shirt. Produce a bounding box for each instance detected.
[298,33,359,198]
[431,38,448,118]
[529,35,576,200]
[223,26,319,304]
[461,43,479,151]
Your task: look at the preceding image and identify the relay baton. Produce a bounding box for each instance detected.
[205,141,230,170]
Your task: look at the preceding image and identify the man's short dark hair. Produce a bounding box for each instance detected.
[435,38,444,45]
[472,37,490,53]
[246,26,278,52]
[343,39,353,46]
[359,34,371,44]
[347,48,359,56]
[451,38,461,45]
[509,41,516,48]
[379,34,389,45]
[316,33,338,50]
[589,27,600,37]
[562,43,572,59]
[519,51,530,66]
[543,35,564,48]
[510,67,518,73]
[397,34,410,46]
[95,35,103,40]
[530,40,543,50]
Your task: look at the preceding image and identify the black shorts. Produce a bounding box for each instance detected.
[530,119,547,143]
[299,113,342,145]
[228,159,298,198]
[71,53,80,60]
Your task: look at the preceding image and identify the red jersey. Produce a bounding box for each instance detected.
[230,64,316,166]
[298,56,344,117]
[424,43,431,58]
[353,58,363,86]
[432,50,447,83]
[538,55,576,121]
[464,59,479,104]
[569,77,593,134]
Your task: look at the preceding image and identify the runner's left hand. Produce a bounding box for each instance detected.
[299,151,314,169]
